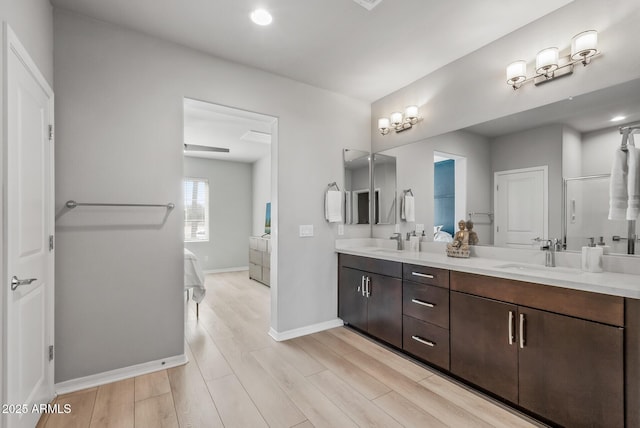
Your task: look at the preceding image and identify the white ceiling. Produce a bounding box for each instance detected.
[183,98,275,163]
[51,0,573,102]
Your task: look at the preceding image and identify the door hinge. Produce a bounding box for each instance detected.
[49,345,54,361]
[496,226,500,232]
[48,124,54,141]
[496,184,499,191]
[49,235,54,251]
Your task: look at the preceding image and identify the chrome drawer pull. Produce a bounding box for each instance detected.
[411,298,435,308]
[411,272,434,279]
[411,335,435,347]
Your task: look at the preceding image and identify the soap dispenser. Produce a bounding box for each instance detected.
[596,236,611,254]
[581,237,603,272]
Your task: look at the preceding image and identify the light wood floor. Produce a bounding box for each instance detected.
[39,271,543,428]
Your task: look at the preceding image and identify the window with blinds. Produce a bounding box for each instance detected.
[183,177,209,242]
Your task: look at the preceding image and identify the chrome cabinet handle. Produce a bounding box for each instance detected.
[411,298,435,308]
[508,311,514,345]
[411,335,435,347]
[365,276,371,298]
[519,313,526,349]
[360,276,365,296]
[11,276,37,291]
[411,272,434,279]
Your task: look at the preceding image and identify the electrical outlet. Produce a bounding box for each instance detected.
[338,224,344,236]
[299,225,314,237]
[415,224,425,234]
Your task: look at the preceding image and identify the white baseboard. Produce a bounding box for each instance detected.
[203,266,249,274]
[55,353,188,395]
[269,318,344,341]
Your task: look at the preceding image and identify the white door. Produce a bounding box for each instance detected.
[494,166,547,248]
[4,25,55,428]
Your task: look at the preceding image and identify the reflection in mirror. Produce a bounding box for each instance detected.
[373,153,397,225]
[434,152,467,241]
[563,174,638,254]
[462,77,640,255]
[343,149,370,225]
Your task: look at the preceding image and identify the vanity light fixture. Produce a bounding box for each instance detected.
[507,30,599,90]
[378,105,420,135]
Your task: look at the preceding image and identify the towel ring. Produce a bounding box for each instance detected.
[403,189,414,196]
[327,182,340,191]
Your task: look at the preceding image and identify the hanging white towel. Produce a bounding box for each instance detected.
[403,195,415,222]
[609,138,628,221]
[627,134,640,220]
[325,190,343,223]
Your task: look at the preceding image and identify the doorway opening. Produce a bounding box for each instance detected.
[434,152,467,238]
[182,98,277,318]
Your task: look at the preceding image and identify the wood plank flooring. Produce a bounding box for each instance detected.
[40,271,543,427]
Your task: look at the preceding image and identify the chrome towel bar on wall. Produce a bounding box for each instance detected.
[65,200,175,209]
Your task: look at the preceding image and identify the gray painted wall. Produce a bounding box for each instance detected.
[563,126,583,179]
[582,126,620,176]
[0,0,53,407]
[490,124,564,238]
[53,9,370,382]
[371,0,640,153]
[184,156,252,271]
[373,131,491,243]
[252,154,271,237]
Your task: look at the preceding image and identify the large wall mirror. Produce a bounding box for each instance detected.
[373,77,640,256]
[372,153,397,225]
[344,148,371,224]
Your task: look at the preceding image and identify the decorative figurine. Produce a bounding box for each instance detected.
[446,219,471,258]
[466,220,479,245]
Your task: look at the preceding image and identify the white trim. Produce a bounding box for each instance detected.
[268,318,344,341]
[203,266,248,274]
[54,353,188,395]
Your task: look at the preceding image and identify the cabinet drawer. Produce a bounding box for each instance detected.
[249,237,260,250]
[249,249,262,265]
[262,267,270,286]
[258,238,269,252]
[450,271,624,326]
[249,263,262,281]
[403,315,449,370]
[403,264,449,288]
[403,282,449,328]
[262,252,271,268]
[339,254,402,278]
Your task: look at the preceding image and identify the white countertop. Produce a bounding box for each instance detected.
[336,239,640,300]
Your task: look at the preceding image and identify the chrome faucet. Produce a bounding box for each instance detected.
[533,237,562,267]
[390,233,403,250]
[543,239,562,267]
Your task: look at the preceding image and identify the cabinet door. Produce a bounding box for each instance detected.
[450,291,518,403]
[518,307,624,428]
[367,272,402,348]
[338,267,367,331]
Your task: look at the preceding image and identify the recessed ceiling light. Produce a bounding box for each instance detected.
[611,115,626,122]
[250,9,272,26]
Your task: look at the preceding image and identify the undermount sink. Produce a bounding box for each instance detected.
[494,263,579,275]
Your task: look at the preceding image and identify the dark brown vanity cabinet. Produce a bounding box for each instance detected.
[450,272,624,428]
[402,264,450,370]
[338,254,402,348]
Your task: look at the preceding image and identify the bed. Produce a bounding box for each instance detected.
[184,248,206,317]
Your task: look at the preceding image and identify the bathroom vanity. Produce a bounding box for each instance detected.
[337,244,640,427]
